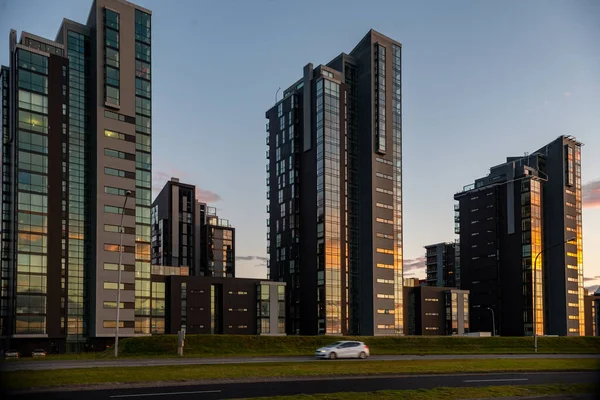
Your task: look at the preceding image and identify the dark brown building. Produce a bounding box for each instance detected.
[403,286,469,336]
[150,268,285,336]
[424,242,457,287]
[1,0,153,353]
[455,136,585,337]
[151,178,236,278]
[265,30,404,336]
[584,289,600,336]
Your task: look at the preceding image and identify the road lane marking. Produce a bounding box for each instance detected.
[109,390,222,398]
[463,378,529,383]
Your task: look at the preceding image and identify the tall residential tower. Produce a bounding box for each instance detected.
[455,136,584,336]
[1,0,152,351]
[265,30,403,336]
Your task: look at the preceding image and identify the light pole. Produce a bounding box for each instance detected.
[532,236,576,353]
[115,190,132,358]
[487,307,495,336]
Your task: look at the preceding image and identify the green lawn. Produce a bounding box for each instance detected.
[116,334,600,358]
[248,384,597,400]
[3,358,599,390]
[12,335,600,361]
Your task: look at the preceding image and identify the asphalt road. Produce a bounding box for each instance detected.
[5,371,598,399]
[3,353,600,371]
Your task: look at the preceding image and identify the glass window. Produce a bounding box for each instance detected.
[136,133,151,152]
[104,167,126,178]
[106,86,120,105]
[135,42,151,62]
[18,131,47,154]
[106,48,120,68]
[105,28,119,49]
[18,90,48,114]
[135,61,151,80]
[106,66,120,87]
[105,9,120,30]
[135,78,151,98]
[18,110,48,133]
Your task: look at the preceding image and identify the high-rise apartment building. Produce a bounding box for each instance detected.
[151,178,235,278]
[424,242,457,287]
[0,0,152,351]
[265,30,403,336]
[454,136,584,336]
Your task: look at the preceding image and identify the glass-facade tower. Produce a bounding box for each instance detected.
[1,0,152,351]
[265,30,404,336]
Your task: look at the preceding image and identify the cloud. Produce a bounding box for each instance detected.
[196,187,222,203]
[564,92,572,98]
[584,276,600,283]
[404,256,426,272]
[583,179,600,208]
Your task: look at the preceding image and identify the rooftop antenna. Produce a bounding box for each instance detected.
[275,87,281,103]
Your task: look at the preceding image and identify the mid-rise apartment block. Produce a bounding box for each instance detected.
[151,178,235,278]
[424,242,457,287]
[454,136,585,336]
[265,30,403,336]
[1,0,152,351]
[403,286,469,336]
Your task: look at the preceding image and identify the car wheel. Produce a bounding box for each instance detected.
[359,351,367,359]
[329,352,337,360]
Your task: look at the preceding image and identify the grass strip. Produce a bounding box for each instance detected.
[247,384,597,399]
[12,335,600,361]
[3,358,598,390]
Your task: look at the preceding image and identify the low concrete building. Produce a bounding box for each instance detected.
[403,286,469,336]
[150,267,285,336]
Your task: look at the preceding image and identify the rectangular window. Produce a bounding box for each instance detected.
[135,42,151,62]
[103,301,125,309]
[135,78,151,98]
[105,148,132,160]
[105,29,119,49]
[376,217,393,225]
[377,263,394,269]
[104,167,128,178]
[103,282,125,290]
[106,66,119,87]
[106,86,120,106]
[376,233,394,240]
[376,188,393,195]
[424,298,439,302]
[376,278,394,284]
[376,248,394,255]
[106,48,120,68]
[376,202,394,210]
[105,186,130,196]
[376,294,394,299]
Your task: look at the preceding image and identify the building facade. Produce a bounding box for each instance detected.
[584,289,599,336]
[424,242,457,287]
[403,286,469,336]
[455,136,585,336]
[0,0,152,351]
[265,30,403,336]
[149,270,285,336]
[151,178,235,278]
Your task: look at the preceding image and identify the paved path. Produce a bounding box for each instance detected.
[2,353,599,371]
[5,371,598,399]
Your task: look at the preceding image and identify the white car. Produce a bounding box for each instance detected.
[32,349,47,357]
[315,341,370,360]
[4,349,19,358]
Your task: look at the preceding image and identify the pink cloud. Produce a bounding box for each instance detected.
[583,179,600,209]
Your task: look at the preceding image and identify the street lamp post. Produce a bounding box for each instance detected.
[487,307,495,336]
[532,236,576,353]
[115,190,132,358]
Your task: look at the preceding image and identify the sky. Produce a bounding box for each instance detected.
[1,0,599,289]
